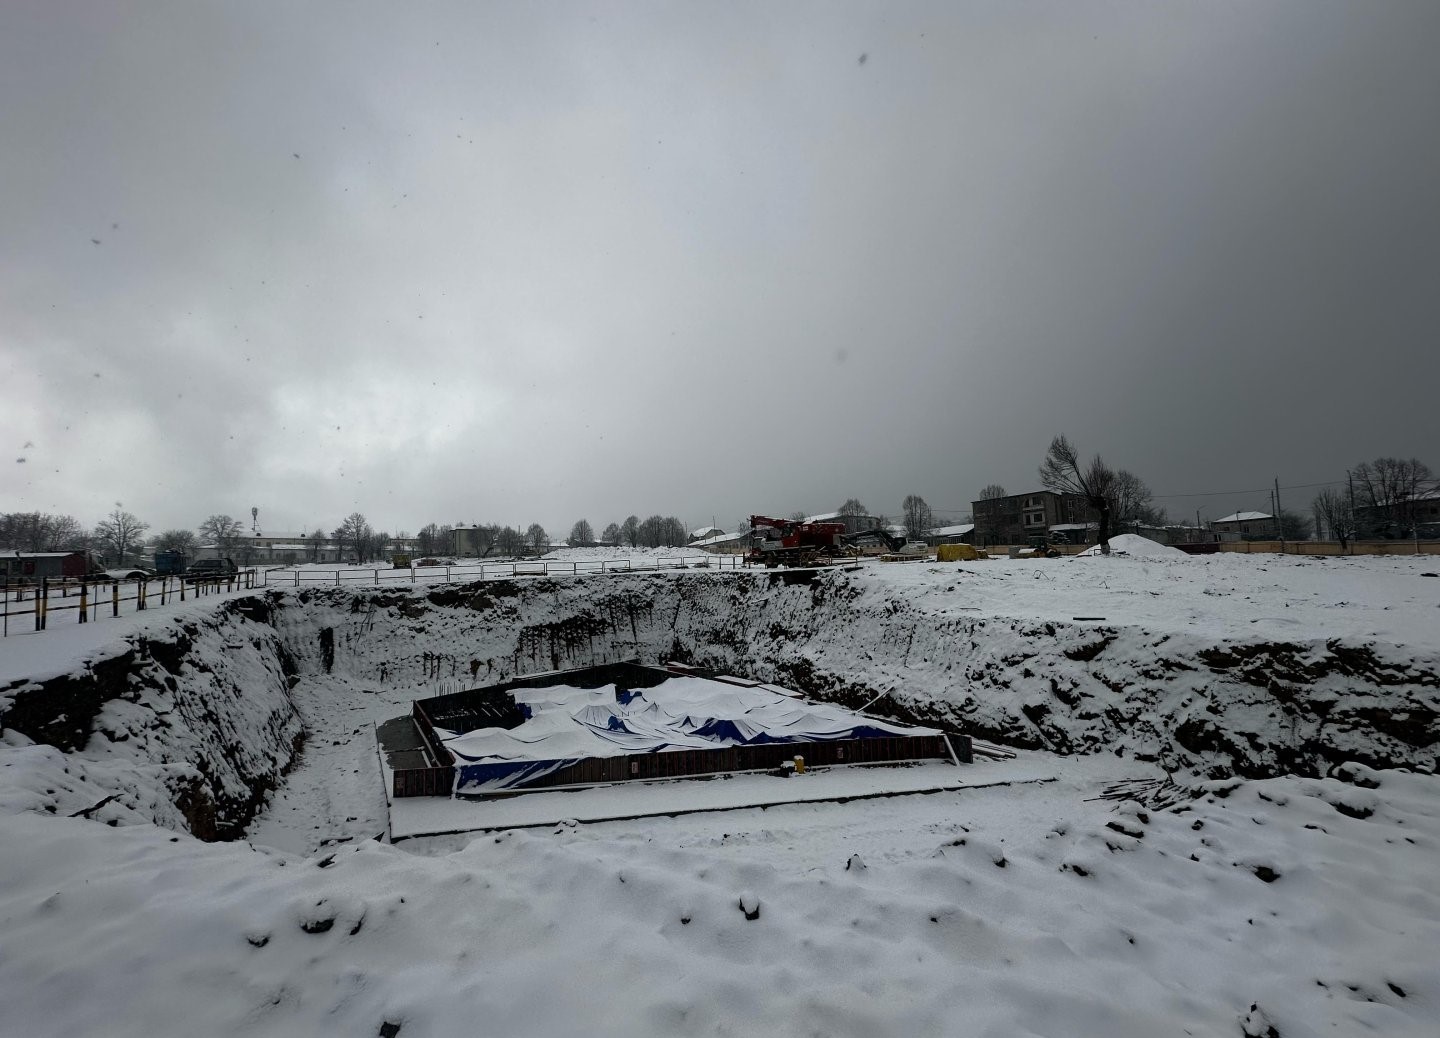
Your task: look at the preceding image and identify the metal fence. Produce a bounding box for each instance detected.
[1,570,262,637]
[273,554,749,587]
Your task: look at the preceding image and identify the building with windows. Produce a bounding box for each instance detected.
[1209,511,1277,540]
[971,491,1092,546]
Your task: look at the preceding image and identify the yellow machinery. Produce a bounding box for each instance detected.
[936,543,985,562]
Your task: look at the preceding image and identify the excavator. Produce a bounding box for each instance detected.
[745,515,910,567]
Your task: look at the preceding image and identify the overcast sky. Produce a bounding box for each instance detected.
[3,1,1437,539]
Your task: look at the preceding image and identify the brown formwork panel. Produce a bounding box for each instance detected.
[507,733,960,793]
[393,765,453,798]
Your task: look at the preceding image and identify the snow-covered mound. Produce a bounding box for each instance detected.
[1081,533,1187,557]
[1,753,1435,1037]
[541,545,713,563]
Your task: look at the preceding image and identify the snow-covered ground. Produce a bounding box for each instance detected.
[1,552,1438,1036]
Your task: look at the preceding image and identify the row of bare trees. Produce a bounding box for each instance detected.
[2,506,153,567]
[1312,457,1434,547]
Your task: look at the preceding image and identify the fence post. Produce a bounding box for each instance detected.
[112,581,119,617]
[138,579,146,611]
[79,582,88,623]
[295,571,299,587]
[375,569,379,585]
[180,575,186,601]
[3,577,7,637]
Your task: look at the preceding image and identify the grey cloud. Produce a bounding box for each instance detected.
[1,1,1436,538]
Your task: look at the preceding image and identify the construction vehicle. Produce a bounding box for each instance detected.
[746,515,851,567]
[746,516,912,567]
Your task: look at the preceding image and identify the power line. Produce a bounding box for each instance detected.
[1149,479,1348,500]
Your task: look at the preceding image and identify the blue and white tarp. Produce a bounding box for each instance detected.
[439,676,937,793]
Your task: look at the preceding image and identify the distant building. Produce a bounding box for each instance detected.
[1132,525,1236,546]
[0,551,94,581]
[972,491,1092,546]
[926,523,975,546]
[1210,511,1277,539]
[451,525,484,557]
[688,526,723,542]
[1355,489,1440,539]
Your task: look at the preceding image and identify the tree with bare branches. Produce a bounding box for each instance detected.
[1351,457,1433,537]
[94,506,149,566]
[1039,436,1117,553]
[568,519,594,546]
[1312,487,1353,548]
[902,495,933,540]
[979,484,1006,501]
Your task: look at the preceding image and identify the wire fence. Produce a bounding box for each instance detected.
[2,570,262,637]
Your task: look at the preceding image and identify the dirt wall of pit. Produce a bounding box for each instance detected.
[2,568,1434,839]
[0,596,303,839]
[274,570,1438,779]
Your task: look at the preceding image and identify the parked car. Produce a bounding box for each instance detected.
[185,558,238,580]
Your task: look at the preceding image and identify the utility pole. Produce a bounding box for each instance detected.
[1347,470,1356,554]
[1274,478,1285,552]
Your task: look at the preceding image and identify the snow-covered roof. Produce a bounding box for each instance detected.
[690,530,745,547]
[689,526,722,539]
[1214,511,1273,523]
[1049,522,1098,532]
[928,523,975,537]
[2,550,81,558]
[802,511,841,524]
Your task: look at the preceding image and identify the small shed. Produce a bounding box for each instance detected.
[0,551,92,581]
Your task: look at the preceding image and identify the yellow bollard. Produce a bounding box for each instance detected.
[793,755,805,774]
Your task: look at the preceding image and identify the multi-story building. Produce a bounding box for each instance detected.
[971,491,1092,546]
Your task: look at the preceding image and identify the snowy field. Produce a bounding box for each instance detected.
[1,550,1438,1036]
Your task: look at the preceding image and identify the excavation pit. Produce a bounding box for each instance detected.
[378,662,969,802]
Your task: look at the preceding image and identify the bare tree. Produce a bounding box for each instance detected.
[1039,435,1117,553]
[901,494,933,540]
[495,525,523,556]
[332,512,372,563]
[621,515,640,548]
[1,512,86,552]
[526,523,548,554]
[1109,470,1158,528]
[1351,457,1433,536]
[600,521,621,545]
[416,523,440,556]
[94,506,149,566]
[155,529,197,555]
[979,484,1007,501]
[1312,488,1353,548]
[199,514,244,559]
[1278,509,1311,541]
[306,528,326,563]
[838,498,868,517]
[568,519,595,546]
